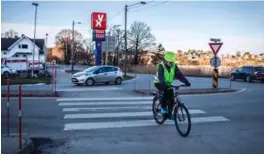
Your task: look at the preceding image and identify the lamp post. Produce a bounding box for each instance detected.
[32,2,38,77]
[45,33,48,71]
[124,1,146,76]
[71,21,82,72]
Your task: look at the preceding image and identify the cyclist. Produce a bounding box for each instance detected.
[153,51,191,119]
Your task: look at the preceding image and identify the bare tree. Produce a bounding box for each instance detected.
[55,29,84,64]
[127,21,156,65]
[1,29,19,38]
[110,25,125,66]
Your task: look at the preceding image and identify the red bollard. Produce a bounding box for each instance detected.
[18,84,22,150]
[54,64,57,92]
[6,79,10,137]
[134,74,136,91]
[149,75,151,92]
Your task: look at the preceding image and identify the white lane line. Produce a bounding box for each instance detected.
[59,101,151,106]
[64,110,205,119]
[62,106,152,112]
[64,116,229,131]
[57,97,153,102]
[56,87,122,92]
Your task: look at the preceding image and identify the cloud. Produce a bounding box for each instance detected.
[2,22,264,54]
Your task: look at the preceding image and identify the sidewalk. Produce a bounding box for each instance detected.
[1,135,34,154]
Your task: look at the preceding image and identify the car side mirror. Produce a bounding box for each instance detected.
[94,71,98,74]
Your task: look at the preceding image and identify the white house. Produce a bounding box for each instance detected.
[1,34,46,64]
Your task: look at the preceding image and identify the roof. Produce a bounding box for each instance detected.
[1,35,45,51]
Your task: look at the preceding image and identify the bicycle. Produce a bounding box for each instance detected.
[152,84,191,137]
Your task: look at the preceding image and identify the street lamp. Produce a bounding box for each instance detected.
[71,21,82,72]
[124,1,146,76]
[32,2,38,77]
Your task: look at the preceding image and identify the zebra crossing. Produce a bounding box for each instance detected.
[57,97,230,131]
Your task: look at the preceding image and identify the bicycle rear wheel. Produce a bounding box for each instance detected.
[152,96,167,124]
[173,103,191,137]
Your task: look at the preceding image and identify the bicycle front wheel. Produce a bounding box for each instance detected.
[173,103,191,137]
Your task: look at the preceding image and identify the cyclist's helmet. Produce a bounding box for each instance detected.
[164,51,176,62]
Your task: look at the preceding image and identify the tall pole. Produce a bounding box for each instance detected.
[32,2,38,77]
[124,4,128,76]
[45,33,48,71]
[106,31,110,65]
[71,21,75,72]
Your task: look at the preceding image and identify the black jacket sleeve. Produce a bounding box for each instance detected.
[174,66,189,84]
[157,64,165,85]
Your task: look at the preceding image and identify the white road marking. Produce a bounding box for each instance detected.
[57,97,154,102]
[64,110,205,119]
[62,106,152,112]
[59,101,151,106]
[64,116,229,131]
[56,87,122,92]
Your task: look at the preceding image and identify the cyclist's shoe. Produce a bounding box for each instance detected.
[160,108,168,114]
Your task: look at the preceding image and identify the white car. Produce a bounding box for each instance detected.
[71,65,124,86]
[1,64,17,77]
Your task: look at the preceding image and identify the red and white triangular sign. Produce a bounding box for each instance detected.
[209,42,223,56]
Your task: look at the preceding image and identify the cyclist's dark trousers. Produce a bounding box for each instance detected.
[154,83,174,114]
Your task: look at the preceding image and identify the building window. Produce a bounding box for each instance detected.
[19,44,28,49]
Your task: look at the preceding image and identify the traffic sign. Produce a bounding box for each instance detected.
[210,56,221,68]
[91,12,107,30]
[209,42,223,56]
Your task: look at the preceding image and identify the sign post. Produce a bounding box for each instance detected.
[91,12,107,66]
[208,38,223,88]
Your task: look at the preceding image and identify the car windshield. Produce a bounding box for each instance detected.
[255,67,264,72]
[83,66,99,72]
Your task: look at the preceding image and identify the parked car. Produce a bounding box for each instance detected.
[230,66,264,83]
[1,64,17,77]
[71,65,124,86]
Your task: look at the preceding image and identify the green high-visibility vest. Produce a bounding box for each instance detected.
[154,61,176,85]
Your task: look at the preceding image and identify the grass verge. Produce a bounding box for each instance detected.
[1,76,52,85]
[65,70,82,74]
[123,75,134,81]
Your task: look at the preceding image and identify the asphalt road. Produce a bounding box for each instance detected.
[1,80,264,154]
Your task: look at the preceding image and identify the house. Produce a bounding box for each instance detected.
[1,34,46,64]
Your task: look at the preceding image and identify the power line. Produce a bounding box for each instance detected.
[108,8,125,24]
[130,1,169,12]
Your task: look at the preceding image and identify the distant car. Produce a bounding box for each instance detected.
[230,66,264,83]
[1,64,17,77]
[71,65,124,86]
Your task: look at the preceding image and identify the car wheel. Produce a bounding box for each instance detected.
[85,78,94,86]
[230,74,235,81]
[245,75,252,82]
[115,77,122,85]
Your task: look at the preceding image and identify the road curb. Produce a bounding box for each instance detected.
[133,88,239,95]
[1,91,59,97]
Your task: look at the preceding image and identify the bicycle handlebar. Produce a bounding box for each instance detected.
[167,84,189,90]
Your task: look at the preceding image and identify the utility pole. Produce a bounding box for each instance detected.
[71,21,75,72]
[124,4,128,76]
[32,2,38,77]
